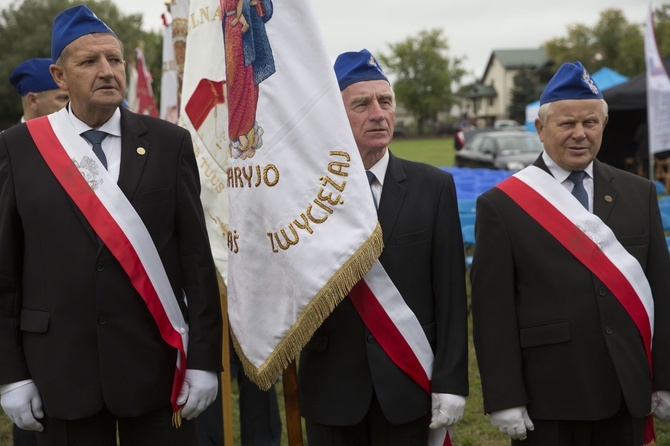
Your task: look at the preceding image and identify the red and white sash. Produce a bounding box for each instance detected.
[496,166,655,443]
[349,262,452,446]
[26,109,188,416]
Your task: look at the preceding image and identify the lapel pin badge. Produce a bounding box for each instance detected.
[137,147,146,156]
[604,195,613,203]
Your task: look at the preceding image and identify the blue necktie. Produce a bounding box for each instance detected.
[366,171,378,210]
[82,130,109,169]
[568,171,588,210]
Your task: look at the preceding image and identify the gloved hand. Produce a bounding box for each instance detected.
[652,390,670,421]
[429,393,466,429]
[0,379,44,431]
[176,369,218,420]
[490,406,534,440]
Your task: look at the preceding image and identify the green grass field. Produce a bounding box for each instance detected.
[2,136,668,445]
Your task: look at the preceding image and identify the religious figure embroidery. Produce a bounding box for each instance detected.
[222,0,276,160]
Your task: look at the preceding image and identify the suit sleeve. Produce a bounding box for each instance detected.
[430,172,469,396]
[471,191,529,413]
[0,133,30,384]
[174,129,223,372]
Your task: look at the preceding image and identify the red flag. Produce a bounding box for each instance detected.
[133,48,159,117]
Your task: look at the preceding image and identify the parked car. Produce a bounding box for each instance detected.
[494,119,525,131]
[454,131,544,171]
[454,127,495,151]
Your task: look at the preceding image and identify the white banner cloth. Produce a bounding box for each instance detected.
[223,0,382,388]
[179,0,230,280]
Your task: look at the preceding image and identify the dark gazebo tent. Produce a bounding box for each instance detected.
[598,57,670,169]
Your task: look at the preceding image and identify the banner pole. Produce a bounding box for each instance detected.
[217,273,234,445]
[282,361,304,446]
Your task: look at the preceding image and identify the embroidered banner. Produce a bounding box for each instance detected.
[218,0,383,389]
[179,0,230,280]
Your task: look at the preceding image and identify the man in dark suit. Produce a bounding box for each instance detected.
[471,61,670,445]
[298,49,469,445]
[0,5,222,445]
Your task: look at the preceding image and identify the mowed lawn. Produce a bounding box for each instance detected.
[1,136,668,445]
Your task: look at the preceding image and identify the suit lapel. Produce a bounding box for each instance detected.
[116,108,149,202]
[534,155,618,223]
[593,159,617,223]
[378,151,407,246]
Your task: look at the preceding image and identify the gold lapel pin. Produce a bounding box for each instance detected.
[604,195,613,203]
[137,147,146,156]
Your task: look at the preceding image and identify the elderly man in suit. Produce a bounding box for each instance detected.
[298,49,469,445]
[471,61,670,445]
[0,5,222,445]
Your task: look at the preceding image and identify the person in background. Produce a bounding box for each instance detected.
[298,49,468,445]
[0,5,222,445]
[196,342,281,446]
[9,58,69,124]
[471,61,670,445]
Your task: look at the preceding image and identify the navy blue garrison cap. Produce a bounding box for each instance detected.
[334,49,389,91]
[51,5,115,62]
[540,61,603,105]
[9,58,59,96]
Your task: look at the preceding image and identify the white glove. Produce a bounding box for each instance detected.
[429,393,466,429]
[176,369,218,420]
[652,390,670,421]
[490,406,534,440]
[0,379,44,432]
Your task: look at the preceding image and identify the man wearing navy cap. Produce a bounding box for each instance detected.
[298,49,469,444]
[0,5,222,445]
[471,61,670,445]
[9,58,69,123]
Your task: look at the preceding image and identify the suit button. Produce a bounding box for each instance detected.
[96,263,104,272]
[604,326,613,335]
[367,335,375,344]
[598,287,607,296]
[97,315,107,325]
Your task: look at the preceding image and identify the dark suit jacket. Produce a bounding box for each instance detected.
[472,157,670,420]
[298,151,469,426]
[0,108,223,420]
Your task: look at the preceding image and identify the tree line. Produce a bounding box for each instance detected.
[1,0,668,133]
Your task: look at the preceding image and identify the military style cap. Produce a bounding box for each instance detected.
[334,49,389,91]
[540,61,603,105]
[9,58,59,96]
[51,4,115,62]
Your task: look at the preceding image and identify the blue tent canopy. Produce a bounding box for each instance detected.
[524,66,628,132]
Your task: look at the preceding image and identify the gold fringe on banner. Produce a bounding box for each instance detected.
[232,222,384,390]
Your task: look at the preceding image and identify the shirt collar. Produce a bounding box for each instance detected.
[68,104,122,137]
[542,151,594,183]
[367,148,390,187]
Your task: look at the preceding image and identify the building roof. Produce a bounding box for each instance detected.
[482,49,550,82]
[465,84,497,99]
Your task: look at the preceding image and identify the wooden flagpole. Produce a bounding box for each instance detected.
[282,361,304,446]
[217,273,234,445]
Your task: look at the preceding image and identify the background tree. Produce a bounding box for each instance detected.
[0,0,161,129]
[507,68,537,124]
[378,29,466,136]
[543,7,670,78]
